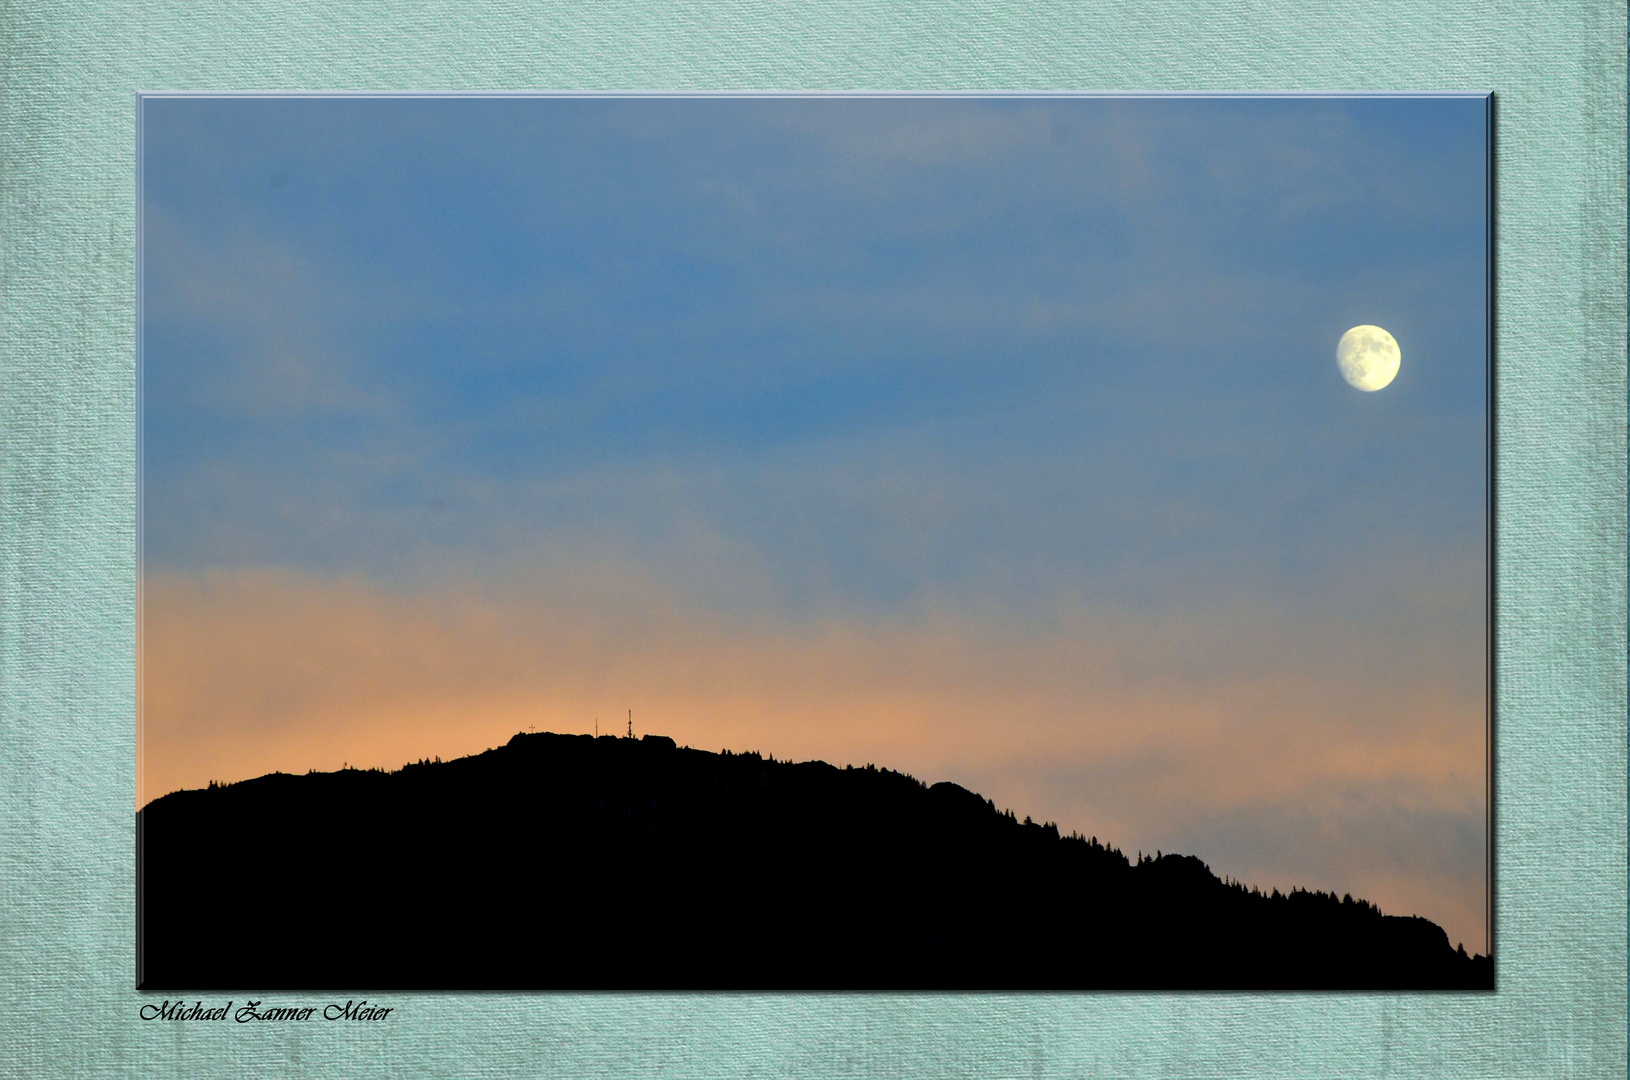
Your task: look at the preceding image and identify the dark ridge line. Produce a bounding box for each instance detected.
[173,730,1466,947]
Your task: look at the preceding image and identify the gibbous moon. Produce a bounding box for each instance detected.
[1337,325,1401,391]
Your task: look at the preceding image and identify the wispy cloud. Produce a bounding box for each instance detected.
[143,207,405,420]
[141,563,1485,949]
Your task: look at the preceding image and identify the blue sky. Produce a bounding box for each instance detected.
[143,96,1486,618]
[141,96,1489,949]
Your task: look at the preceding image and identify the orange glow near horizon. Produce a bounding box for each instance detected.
[141,566,1487,952]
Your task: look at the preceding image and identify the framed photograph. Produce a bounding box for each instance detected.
[137,94,1492,993]
[1,3,1623,1077]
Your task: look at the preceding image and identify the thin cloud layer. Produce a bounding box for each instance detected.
[142,565,1485,950]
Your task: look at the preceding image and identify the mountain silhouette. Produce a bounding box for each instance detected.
[138,731,1491,990]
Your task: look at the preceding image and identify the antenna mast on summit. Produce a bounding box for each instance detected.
[627,709,633,739]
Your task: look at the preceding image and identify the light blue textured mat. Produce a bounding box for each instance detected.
[1,3,1624,1077]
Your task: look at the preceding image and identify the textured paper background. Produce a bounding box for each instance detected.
[1,3,1624,1077]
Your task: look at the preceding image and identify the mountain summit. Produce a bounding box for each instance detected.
[139,731,1490,990]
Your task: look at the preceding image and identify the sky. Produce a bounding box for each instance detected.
[140,96,1488,951]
